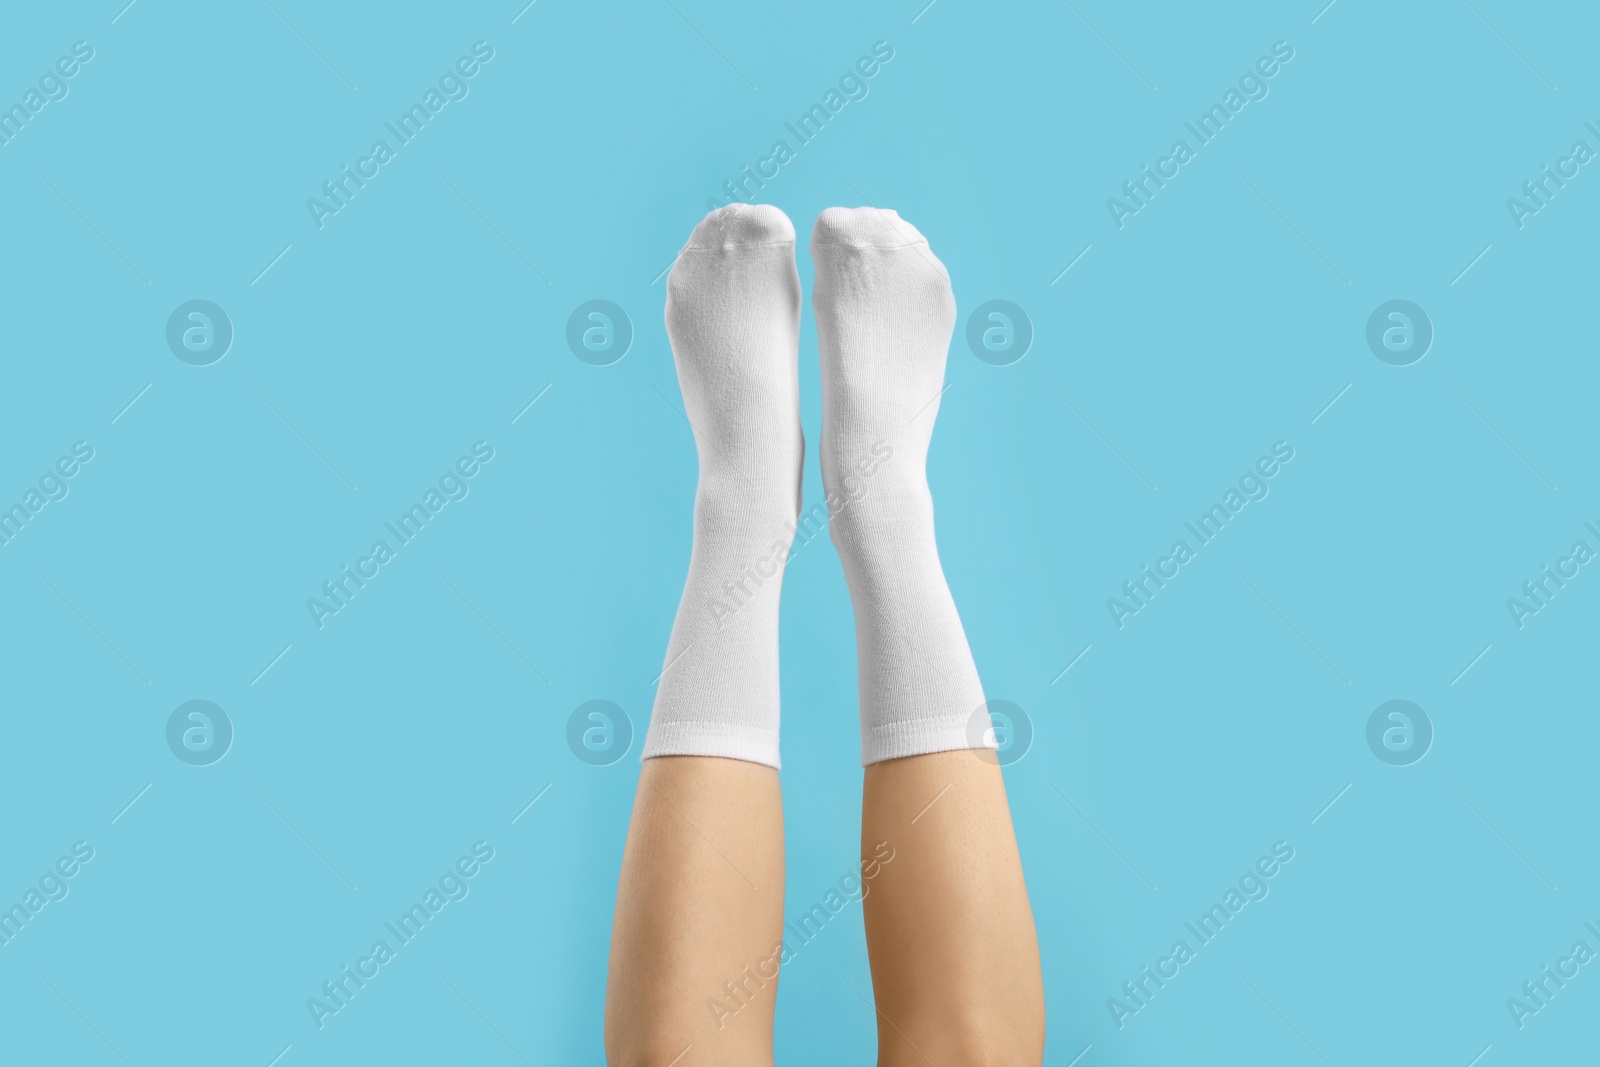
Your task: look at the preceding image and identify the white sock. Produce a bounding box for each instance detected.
[810,207,992,766]
[641,204,803,770]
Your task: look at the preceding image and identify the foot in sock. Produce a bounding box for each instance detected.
[640,203,803,770]
[810,207,992,766]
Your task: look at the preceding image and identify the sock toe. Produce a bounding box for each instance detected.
[686,203,795,250]
[811,206,928,250]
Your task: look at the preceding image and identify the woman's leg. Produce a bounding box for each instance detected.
[860,750,1044,1065]
[605,755,784,1066]
[606,203,804,1064]
[810,207,1044,1064]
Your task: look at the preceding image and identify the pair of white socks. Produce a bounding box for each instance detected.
[641,204,990,770]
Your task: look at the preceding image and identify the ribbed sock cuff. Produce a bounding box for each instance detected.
[641,718,781,770]
[861,711,994,766]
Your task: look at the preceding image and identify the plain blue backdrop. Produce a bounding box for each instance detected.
[1,1,1596,1064]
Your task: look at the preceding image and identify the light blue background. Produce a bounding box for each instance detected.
[2,1,1596,1064]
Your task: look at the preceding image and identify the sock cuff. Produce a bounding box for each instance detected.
[860,711,994,766]
[642,717,782,770]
